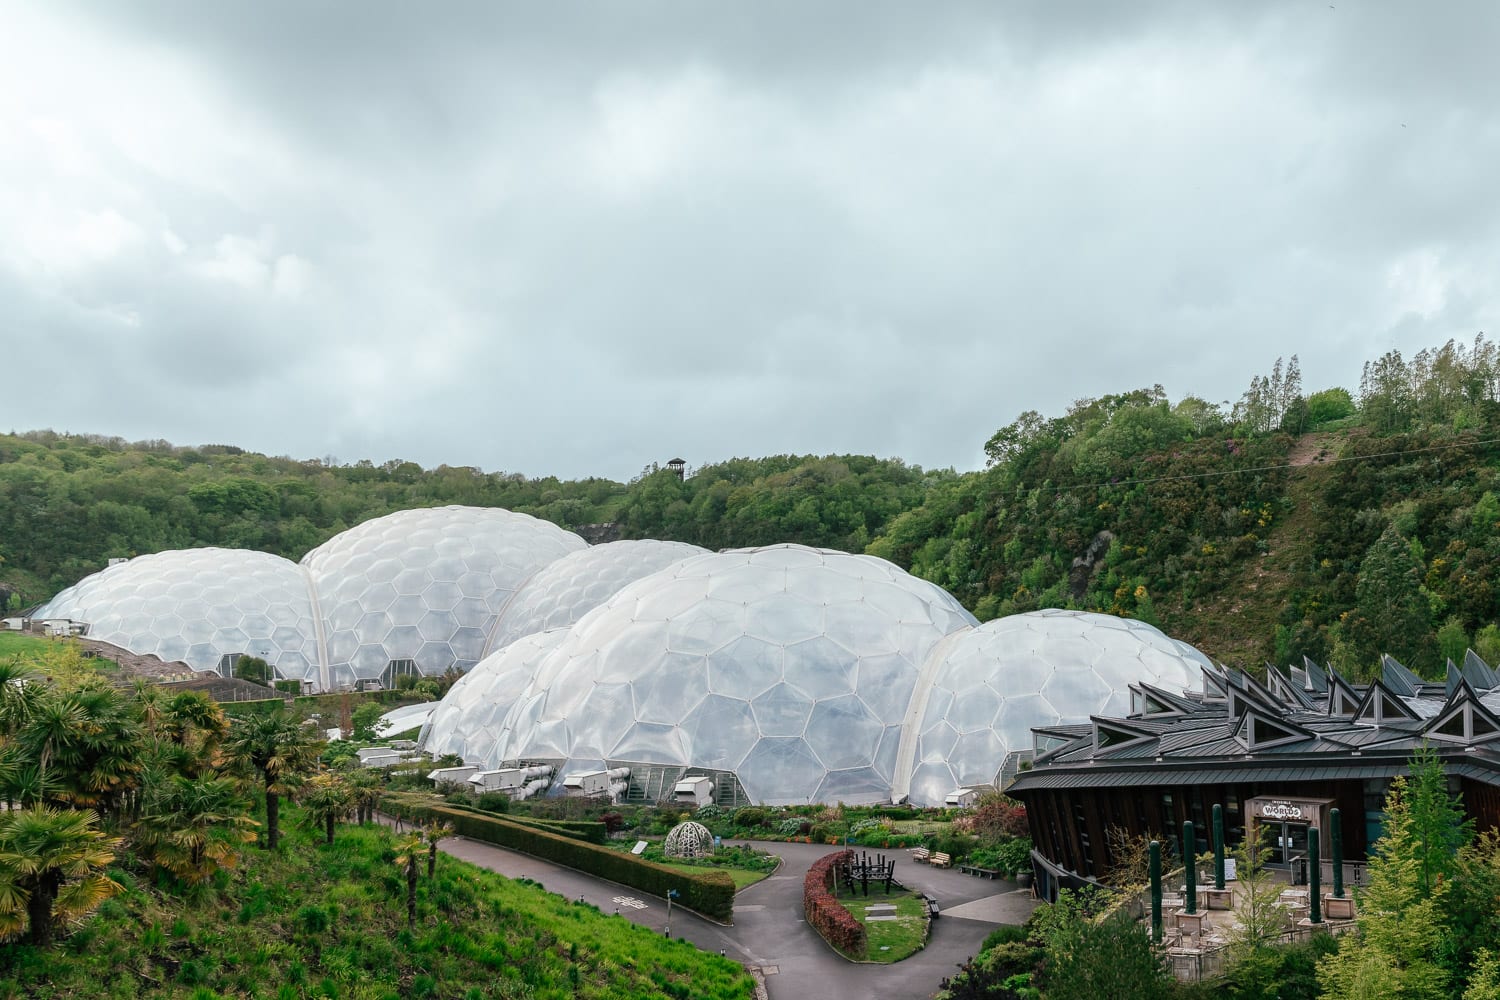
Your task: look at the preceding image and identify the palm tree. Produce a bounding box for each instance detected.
[299,773,354,845]
[394,832,423,928]
[0,806,122,946]
[224,711,323,850]
[342,765,384,825]
[423,819,454,879]
[136,774,258,884]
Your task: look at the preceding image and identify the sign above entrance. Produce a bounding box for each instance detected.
[1246,795,1334,824]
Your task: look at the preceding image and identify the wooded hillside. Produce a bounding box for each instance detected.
[6,336,1500,680]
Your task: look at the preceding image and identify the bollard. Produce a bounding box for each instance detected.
[1183,821,1197,915]
[1212,804,1225,891]
[1330,808,1344,898]
[1309,827,1322,923]
[1149,840,1163,944]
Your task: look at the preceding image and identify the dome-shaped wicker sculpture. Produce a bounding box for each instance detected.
[663,821,715,859]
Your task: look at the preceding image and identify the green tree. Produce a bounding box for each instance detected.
[224,711,323,850]
[1306,387,1357,427]
[1437,616,1471,667]
[233,655,271,686]
[136,774,257,884]
[298,773,354,845]
[394,832,423,928]
[0,806,121,946]
[1225,825,1288,962]
[351,702,388,742]
[1033,889,1172,1000]
[1317,750,1465,1000]
[1348,525,1436,673]
[423,819,454,879]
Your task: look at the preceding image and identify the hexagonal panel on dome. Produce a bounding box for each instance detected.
[301,505,585,687]
[35,548,320,682]
[901,609,1208,806]
[490,544,977,805]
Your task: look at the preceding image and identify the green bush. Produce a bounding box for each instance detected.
[732,807,767,829]
[384,796,734,922]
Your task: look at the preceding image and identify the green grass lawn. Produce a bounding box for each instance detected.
[0,809,755,1000]
[0,632,58,658]
[834,886,929,963]
[607,841,778,892]
[652,860,772,891]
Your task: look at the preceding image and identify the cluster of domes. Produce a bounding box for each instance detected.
[38,504,1212,805]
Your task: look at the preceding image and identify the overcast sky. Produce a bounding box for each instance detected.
[3,2,1496,480]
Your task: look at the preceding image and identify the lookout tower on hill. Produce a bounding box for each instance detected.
[667,458,686,480]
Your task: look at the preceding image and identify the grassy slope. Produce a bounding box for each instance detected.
[0,813,754,1000]
[1164,433,1342,667]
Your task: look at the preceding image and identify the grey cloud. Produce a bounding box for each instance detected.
[4,1,1499,479]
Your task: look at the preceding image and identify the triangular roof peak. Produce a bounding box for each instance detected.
[1463,649,1499,691]
[1381,655,1424,697]
[1354,678,1421,727]
[1302,657,1329,693]
[1233,704,1316,752]
[1091,716,1158,754]
[1424,675,1500,745]
[1327,672,1362,718]
[1265,666,1315,710]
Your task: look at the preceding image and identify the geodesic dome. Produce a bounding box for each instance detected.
[35,548,319,680]
[901,609,1211,807]
[301,506,585,688]
[664,821,714,859]
[485,539,708,655]
[491,544,978,805]
[419,628,572,765]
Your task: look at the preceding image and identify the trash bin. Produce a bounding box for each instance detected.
[1291,856,1307,886]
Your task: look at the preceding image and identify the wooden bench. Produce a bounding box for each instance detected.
[923,893,940,918]
[930,852,952,868]
[957,865,1000,879]
[911,847,930,863]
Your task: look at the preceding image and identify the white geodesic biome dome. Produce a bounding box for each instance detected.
[35,548,320,680]
[301,506,586,688]
[419,628,572,765]
[487,544,979,805]
[899,608,1212,807]
[485,539,708,655]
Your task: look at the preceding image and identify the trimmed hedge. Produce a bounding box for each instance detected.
[219,698,288,719]
[440,803,607,844]
[804,849,865,957]
[384,796,735,922]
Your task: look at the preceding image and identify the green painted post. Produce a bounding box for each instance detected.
[1149,840,1163,944]
[1183,821,1197,914]
[1309,826,1322,923]
[1212,803,1225,890]
[1330,808,1344,898]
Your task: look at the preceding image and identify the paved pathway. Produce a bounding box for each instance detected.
[393,818,1038,1000]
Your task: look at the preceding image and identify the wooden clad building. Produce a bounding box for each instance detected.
[1007,654,1500,900]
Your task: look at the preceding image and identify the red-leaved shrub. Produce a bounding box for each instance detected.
[803,849,865,956]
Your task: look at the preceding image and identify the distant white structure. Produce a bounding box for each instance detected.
[673,775,715,808]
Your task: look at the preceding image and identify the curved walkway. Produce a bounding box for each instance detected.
[409,823,1037,1000]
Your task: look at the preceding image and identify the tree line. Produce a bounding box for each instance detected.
[7,335,1500,677]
